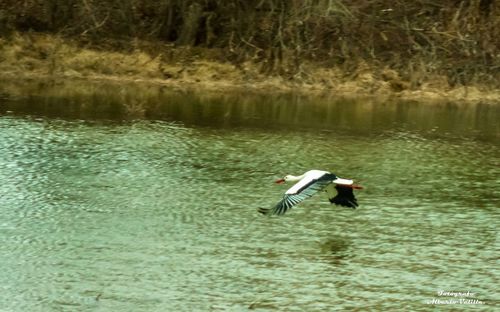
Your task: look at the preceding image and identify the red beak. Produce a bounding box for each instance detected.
[275,178,285,184]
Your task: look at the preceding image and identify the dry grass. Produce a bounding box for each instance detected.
[0,32,499,104]
[0,33,164,78]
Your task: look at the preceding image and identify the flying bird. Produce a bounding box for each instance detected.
[258,170,362,216]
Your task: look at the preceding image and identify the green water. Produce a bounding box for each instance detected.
[0,84,498,311]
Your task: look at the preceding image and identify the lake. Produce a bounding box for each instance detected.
[0,81,498,311]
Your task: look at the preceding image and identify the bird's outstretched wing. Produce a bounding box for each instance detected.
[329,184,358,208]
[259,175,334,216]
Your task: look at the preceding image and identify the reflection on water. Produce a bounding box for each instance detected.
[1,80,499,140]
[0,82,498,311]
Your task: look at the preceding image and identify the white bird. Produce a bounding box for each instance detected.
[258,169,362,216]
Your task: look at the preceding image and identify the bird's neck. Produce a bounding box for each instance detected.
[288,174,305,182]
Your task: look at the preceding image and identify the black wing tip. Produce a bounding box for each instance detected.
[331,184,359,209]
[258,207,271,215]
[329,197,358,209]
[347,202,358,209]
[258,206,288,216]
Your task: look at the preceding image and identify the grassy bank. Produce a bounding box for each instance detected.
[1,1,499,103]
[0,32,499,104]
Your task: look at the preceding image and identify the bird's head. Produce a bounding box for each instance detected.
[275,175,294,184]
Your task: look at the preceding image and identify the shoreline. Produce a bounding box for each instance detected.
[2,69,499,106]
[1,33,499,105]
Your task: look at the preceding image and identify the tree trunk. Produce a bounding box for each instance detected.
[177,3,203,46]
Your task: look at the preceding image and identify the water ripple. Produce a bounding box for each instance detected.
[0,102,498,311]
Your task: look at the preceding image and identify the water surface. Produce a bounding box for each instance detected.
[0,84,498,311]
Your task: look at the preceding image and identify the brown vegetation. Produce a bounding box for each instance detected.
[0,1,499,102]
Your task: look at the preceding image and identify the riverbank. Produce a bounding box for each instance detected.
[1,33,499,104]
